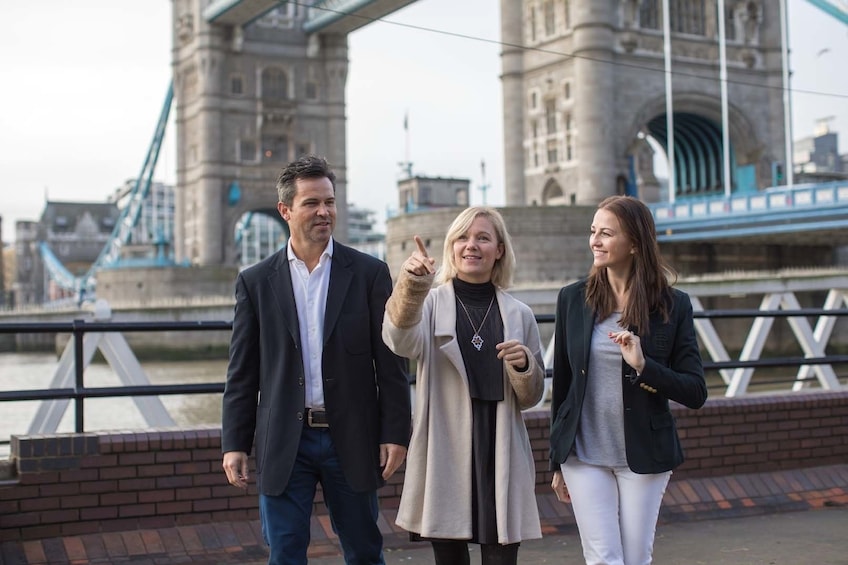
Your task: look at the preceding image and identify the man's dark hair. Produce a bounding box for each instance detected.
[276,155,336,205]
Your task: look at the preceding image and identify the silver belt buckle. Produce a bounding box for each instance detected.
[307,409,329,428]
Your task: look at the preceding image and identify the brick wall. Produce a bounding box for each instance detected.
[1,391,847,542]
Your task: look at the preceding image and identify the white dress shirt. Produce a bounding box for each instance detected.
[287,237,333,410]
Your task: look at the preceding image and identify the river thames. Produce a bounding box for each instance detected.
[0,352,228,458]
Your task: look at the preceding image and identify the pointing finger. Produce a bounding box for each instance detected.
[413,235,429,257]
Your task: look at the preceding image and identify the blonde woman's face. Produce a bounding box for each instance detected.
[452,216,504,284]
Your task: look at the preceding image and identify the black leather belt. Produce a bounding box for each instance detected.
[305,408,329,428]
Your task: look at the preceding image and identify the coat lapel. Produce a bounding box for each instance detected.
[434,282,467,379]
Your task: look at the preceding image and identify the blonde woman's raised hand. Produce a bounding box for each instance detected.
[403,235,436,276]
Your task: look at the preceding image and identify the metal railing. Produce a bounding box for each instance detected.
[1,308,847,436]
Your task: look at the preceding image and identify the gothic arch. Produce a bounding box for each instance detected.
[541,178,566,205]
[625,93,765,197]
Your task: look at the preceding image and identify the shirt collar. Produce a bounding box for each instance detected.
[287,237,334,264]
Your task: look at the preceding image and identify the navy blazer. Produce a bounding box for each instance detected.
[550,279,707,474]
[222,241,411,494]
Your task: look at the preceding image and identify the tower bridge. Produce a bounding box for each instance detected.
[29,0,848,304]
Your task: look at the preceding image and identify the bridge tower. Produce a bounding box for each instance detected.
[170,1,349,267]
[502,0,787,206]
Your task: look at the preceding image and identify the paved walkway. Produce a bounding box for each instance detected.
[2,464,846,564]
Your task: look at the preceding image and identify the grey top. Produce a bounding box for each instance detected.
[575,312,628,467]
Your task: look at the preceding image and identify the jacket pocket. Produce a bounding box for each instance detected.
[650,411,676,463]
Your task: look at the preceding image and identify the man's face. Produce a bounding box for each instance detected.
[277,176,336,249]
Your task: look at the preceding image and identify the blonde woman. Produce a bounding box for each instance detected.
[382,207,544,565]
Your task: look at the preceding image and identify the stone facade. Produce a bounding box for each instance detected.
[171,1,349,267]
[503,0,787,206]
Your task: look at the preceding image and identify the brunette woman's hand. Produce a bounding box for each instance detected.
[403,235,436,276]
[552,470,570,503]
[609,329,646,374]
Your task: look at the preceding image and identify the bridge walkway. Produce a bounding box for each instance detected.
[2,463,846,564]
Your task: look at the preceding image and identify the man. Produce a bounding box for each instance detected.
[222,155,411,564]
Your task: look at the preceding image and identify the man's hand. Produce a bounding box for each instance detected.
[379,443,408,480]
[223,451,249,489]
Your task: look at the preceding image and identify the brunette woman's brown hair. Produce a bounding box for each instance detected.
[585,196,677,335]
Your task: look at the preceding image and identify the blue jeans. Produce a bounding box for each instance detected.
[259,426,384,565]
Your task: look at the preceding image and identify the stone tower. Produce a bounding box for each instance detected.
[501,0,787,206]
[171,1,349,267]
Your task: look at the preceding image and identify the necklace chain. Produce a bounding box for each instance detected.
[456,295,495,351]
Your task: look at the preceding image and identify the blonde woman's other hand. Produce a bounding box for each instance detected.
[403,235,436,276]
[552,470,571,503]
[496,339,529,371]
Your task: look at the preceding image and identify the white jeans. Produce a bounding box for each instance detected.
[561,457,671,565]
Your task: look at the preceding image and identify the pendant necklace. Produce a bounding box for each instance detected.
[456,295,495,351]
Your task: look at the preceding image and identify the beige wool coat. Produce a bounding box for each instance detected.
[382,271,545,544]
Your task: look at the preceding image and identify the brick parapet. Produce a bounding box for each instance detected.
[1,391,847,542]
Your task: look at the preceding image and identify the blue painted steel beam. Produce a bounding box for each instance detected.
[302,0,418,34]
[805,0,848,25]
[203,0,284,25]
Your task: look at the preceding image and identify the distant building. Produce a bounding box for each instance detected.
[109,180,176,261]
[793,120,848,181]
[15,202,119,304]
[397,176,470,214]
[348,204,385,260]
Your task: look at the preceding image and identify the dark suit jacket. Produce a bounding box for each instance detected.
[550,279,707,474]
[222,241,411,494]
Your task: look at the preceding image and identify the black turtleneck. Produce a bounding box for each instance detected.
[453,277,504,401]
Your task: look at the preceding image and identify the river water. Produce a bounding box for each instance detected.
[0,352,228,458]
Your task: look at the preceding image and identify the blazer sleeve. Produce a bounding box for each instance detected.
[637,291,708,409]
[221,271,260,454]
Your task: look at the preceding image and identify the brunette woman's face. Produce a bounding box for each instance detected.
[589,208,635,273]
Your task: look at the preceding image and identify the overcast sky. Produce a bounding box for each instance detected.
[1,0,846,243]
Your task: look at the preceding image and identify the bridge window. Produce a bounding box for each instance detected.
[240,140,257,162]
[532,119,539,138]
[564,81,571,100]
[305,81,318,100]
[544,1,556,36]
[640,0,660,30]
[262,135,288,162]
[547,140,558,164]
[230,75,243,96]
[545,99,557,134]
[528,6,537,42]
[563,0,571,29]
[671,0,706,35]
[261,68,288,100]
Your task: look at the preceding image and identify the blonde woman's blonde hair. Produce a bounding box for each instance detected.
[435,207,516,288]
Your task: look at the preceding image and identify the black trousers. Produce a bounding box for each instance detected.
[431,540,520,565]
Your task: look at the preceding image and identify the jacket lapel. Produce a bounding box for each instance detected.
[324,243,353,344]
[268,248,301,347]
